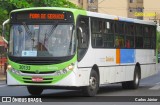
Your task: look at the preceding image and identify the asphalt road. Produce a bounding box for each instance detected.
[0,64,160,103]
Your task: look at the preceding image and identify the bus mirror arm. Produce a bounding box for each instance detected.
[2,19,9,44]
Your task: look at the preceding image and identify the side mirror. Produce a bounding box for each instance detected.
[2,19,9,44]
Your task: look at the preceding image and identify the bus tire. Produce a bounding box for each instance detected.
[122,66,140,89]
[82,70,99,96]
[27,86,43,95]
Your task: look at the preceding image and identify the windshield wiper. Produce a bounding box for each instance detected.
[22,22,35,50]
[44,22,59,45]
[22,22,33,40]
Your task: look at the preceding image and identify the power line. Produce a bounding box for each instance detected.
[98,0,105,4]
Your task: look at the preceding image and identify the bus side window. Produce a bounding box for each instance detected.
[125,23,135,48]
[91,18,104,48]
[115,22,125,48]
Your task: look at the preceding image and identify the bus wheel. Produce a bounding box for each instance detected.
[122,66,140,89]
[27,86,43,95]
[82,70,99,96]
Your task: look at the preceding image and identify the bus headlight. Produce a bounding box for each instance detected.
[68,65,74,70]
[11,69,21,75]
[7,65,12,70]
[55,63,75,76]
[67,63,75,71]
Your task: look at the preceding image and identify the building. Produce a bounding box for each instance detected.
[69,0,79,5]
[128,0,143,19]
[143,0,160,25]
[70,0,160,23]
[75,0,143,19]
[76,0,98,12]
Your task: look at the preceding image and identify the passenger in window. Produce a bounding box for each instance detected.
[126,39,130,48]
[115,36,124,48]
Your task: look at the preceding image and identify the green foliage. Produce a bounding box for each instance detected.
[0,0,80,36]
[157,30,160,51]
[0,9,8,34]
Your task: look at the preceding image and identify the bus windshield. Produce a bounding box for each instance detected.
[9,23,76,57]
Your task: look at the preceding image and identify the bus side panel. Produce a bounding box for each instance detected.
[77,48,95,68]
[99,66,134,84]
[125,66,135,81]
[135,49,157,79]
[99,67,116,84]
[94,49,117,84]
[115,66,125,82]
[54,66,91,86]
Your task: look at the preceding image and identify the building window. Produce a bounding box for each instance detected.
[88,0,94,3]
[130,0,135,3]
[137,7,143,12]
[129,9,132,12]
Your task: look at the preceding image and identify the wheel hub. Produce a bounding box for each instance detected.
[89,77,97,89]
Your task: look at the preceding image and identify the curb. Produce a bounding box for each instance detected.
[0,77,6,81]
[0,75,6,81]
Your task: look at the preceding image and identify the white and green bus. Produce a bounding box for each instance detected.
[2,7,157,96]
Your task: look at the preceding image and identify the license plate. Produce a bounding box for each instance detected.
[32,77,43,82]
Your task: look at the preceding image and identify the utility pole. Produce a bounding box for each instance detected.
[149,12,160,26]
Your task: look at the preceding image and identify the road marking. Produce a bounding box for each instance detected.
[156,82,160,85]
[149,84,160,90]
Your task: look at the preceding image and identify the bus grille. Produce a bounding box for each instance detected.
[20,71,56,74]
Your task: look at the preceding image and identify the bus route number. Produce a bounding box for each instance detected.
[19,65,30,70]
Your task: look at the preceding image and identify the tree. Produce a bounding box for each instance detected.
[157,30,160,52]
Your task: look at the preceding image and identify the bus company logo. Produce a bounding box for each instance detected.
[35,70,40,74]
[2,97,11,102]
[106,56,114,62]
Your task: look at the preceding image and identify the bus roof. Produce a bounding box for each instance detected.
[11,7,156,26]
[10,7,83,14]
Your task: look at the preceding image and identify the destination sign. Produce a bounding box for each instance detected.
[29,13,65,20]
[10,10,74,23]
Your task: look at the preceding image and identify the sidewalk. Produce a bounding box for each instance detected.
[0,67,6,81]
[0,74,6,81]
